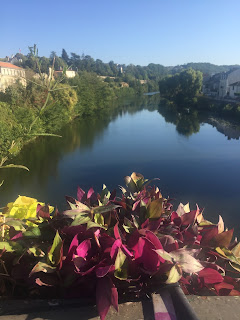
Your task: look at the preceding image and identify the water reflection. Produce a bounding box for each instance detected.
[0,94,159,205]
[158,100,240,139]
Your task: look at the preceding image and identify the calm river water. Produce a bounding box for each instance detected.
[1,95,240,233]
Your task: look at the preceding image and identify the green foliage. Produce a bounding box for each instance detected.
[159,69,203,105]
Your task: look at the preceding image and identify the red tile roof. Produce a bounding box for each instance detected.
[0,61,23,69]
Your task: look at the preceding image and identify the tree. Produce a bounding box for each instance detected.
[159,69,203,105]
[61,49,69,65]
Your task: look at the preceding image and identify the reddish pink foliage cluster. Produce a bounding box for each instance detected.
[1,173,240,320]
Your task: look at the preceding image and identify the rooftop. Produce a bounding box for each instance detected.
[0,61,23,70]
[230,81,240,86]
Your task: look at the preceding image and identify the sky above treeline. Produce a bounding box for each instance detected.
[1,0,240,67]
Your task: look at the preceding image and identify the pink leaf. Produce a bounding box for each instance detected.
[132,237,160,272]
[110,239,122,259]
[114,223,121,240]
[198,268,224,284]
[76,239,91,258]
[10,232,23,241]
[87,187,98,203]
[214,282,234,295]
[67,234,79,260]
[200,226,218,246]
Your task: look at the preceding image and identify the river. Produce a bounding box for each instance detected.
[1,94,240,233]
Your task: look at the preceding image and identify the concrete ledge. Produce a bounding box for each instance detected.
[0,296,240,319]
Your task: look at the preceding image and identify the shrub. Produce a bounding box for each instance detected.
[0,173,240,319]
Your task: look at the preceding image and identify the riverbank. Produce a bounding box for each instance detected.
[0,75,143,159]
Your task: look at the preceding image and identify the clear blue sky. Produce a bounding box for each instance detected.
[1,0,240,66]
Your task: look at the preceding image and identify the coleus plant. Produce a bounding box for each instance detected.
[0,172,240,320]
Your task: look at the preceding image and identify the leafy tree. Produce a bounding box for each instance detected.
[159,69,203,105]
[61,49,69,65]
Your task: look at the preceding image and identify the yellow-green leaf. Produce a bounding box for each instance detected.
[48,231,63,266]
[94,213,104,226]
[166,264,182,284]
[147,198,163,219]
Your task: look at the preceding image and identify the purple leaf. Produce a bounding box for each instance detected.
[87,187,98,203]
[66,234,79,261]
[73,256,86,271]
[96,277,118,320]
[36,204,50,219]
[77,186,86,202]
[96,265,115,278]
[65,195,76,204]
[160,235,179,252]
[109,189,116,201]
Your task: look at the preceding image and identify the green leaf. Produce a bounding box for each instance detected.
[1,219,26,231]
[232,243,240,258]
[86,221,107,230]
[92,204,120,215]
[70,214,90,226]
[64,208,90,217]
[100,184,111,201]
[115,248,126,270]
[30,262,56,276]
[124,175,137,193]
[229,261,240,272]
[0,241,23,253]
[29,247,45,257]
[147,198,163,219]
[155,249,173,262]
[24,227,41,238]
[0,164,29,171]
[47,231,63,266]
[166,264,182,284]
[94,213,104,226]
[114,248,128,280]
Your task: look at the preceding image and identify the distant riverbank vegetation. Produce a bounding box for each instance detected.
[1,46,240,159]
[0,47,164,158]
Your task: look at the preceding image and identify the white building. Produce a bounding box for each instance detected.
[0,62,26,92]
[229,82,240,98]
[219,68,240,98]
[54,70,76,78]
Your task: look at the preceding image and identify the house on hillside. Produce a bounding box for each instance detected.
[54,70,76,78]
[0,62,26,92]
[218,68,240,98]
[229,82,240,98]
[203,68,240,99]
